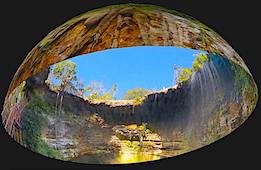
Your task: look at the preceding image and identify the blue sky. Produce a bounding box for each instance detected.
[64,46,206,99]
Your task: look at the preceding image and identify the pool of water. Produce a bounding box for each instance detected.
[72,150,166,164]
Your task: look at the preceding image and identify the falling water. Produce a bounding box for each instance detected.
[20,52,254,163]
[55,91,65,138]
[132,105,135,114]
[54,92,60,115]
[185,54,235,147]
[59,94,64,115]
[154,93,158,105]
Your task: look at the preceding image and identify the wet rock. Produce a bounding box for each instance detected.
[110,124,162,150]
[7,4,250,97]
[43,137,79,159]
[1,4,258,164]
[112,125,143,141]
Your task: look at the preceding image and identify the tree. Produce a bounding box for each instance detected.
[174,53,208,84]
[175,67,193,84]
[192,53,209,71]
[84,82,115,101]
[123,88,149,101]
[47,60,78,137]
[52,60,77,92]
[49,60,77,115]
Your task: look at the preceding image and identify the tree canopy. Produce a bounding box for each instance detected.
[192,53,209,71]
[52,61,77,89]
[175,53,209,84]
[84,82,117,101]
[123,88,150,101]
[176,68,193,84]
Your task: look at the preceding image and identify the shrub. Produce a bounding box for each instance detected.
[176,68,193,84]
[124,88,149,101]
[175,53,208,84]
[21,92,61,159]
[84,82,115,101]
[192,53,209,71]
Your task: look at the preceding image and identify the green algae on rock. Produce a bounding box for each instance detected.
[1,4,258,164]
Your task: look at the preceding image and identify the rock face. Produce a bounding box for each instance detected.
[109,124,163,161]
[90,54,257,146]
[112,124,161,142]
[1,53,258,163]
[43,137,79,160]
[1,4,258,164]
[7,53,256,148]
[7,4,250,98]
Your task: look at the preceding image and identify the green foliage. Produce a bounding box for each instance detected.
[21,92,61,159]
[99,92,113,100]
[138,123,151,133]
[192,53,209,71]
[37,139,61,159]
[176,68,193,84]
[53,60,77,82]
[133,96,144,105]
[175,53,208,84]
[122,140,141,151]
[123,88,149,100]
[51,60,77,92]
[87,92,113,101]
[84,82,116,101]
[229,60,258,102]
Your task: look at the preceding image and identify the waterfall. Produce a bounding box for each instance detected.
[132,105,135,114]
[55,90,65,138]
[59,94,64,115]
[54,92,60,115]
[186,54,235,146]
[154,94,158,105]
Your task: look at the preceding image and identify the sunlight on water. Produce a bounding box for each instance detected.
[114,149,161,164]
[115,151,161,164]
[112,140,161,164]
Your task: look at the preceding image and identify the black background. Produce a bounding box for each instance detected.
[0,0,260,169]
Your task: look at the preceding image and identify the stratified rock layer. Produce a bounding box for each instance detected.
[1,4,258,163]
[5,54,256,151]
[7,4,250,97]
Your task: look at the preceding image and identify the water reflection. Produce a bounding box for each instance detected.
[114,151,161,164]
[73,149,162,164]
[112,140,161,164]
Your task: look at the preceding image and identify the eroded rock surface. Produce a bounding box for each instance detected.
[7,4,249,98]
[1,4,258,163]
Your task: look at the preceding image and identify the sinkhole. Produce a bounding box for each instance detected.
[1,4,258,164]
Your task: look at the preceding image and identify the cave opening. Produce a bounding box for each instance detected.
[45,46,208,104]
[3,47,257,164]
